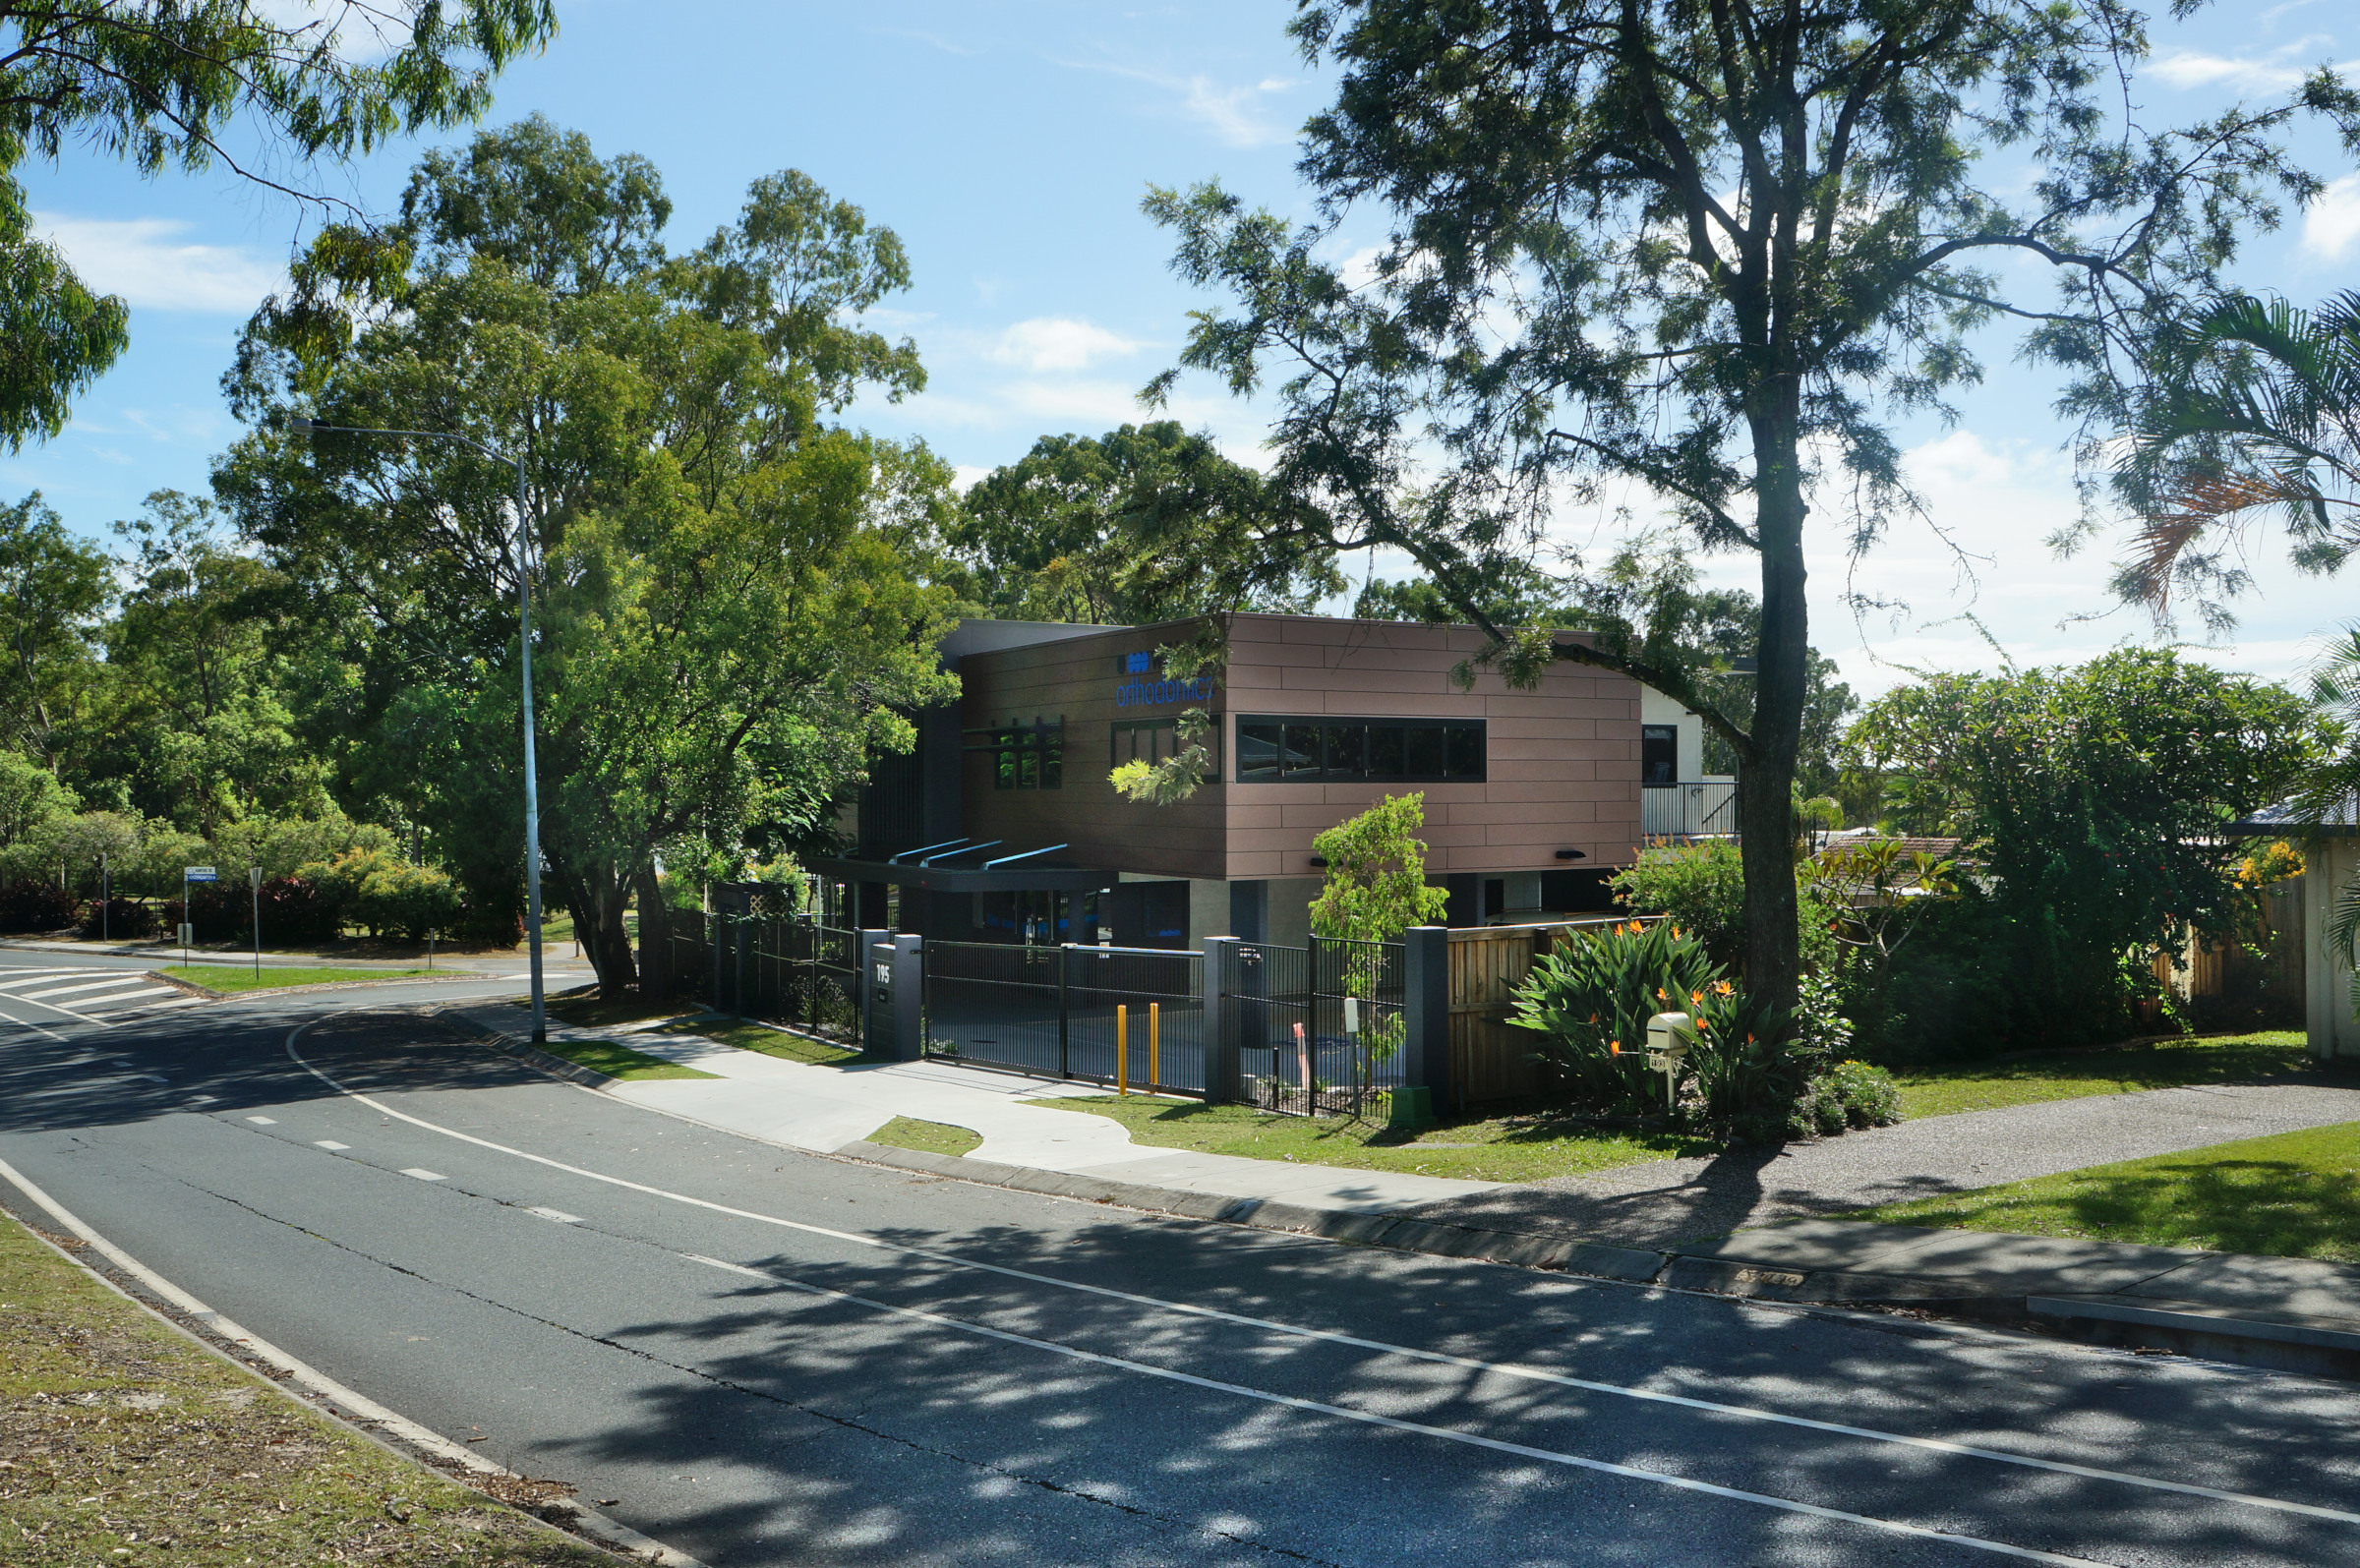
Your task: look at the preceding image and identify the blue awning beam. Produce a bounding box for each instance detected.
[983,843,1069,869]
[921,841,1002,866]
[889,838,971,864]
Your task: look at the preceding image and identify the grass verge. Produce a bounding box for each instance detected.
[1028,1095,1711,1183]
[165,964,442,993]
[866,1117,984,1157]
[530,1036,716,1081]
[542,993,689,1030]
[0,1208,607,1565]
[651,1016,864,1067]
[1850,1120,2360,1260]
[1889,1030,2323,1119]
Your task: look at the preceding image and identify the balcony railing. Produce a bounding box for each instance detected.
[1642,781,1738,839]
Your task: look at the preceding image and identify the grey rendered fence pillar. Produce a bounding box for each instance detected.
[890,933,924,1063]
[1203,936,1240,1105]
[857,927,892,1053]
[1399,925,1450,1125]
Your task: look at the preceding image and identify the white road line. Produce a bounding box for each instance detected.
[120,997,206,1014]
[285,1015,2360,1536]
[79,986,180,1008]
[399,1168,446,1182]
[247,1116,276,1126]
[315,1140,350,1151]
[0,969,89,987]
[23,977,166,1001]
[669,1251,2109,1566]
[527,1206,585,1224]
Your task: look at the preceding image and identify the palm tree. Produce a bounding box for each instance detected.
[2114,292,2360,625]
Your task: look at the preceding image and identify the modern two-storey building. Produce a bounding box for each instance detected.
[818,611,1667,949]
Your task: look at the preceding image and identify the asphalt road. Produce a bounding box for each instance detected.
[6,967,2360,1566]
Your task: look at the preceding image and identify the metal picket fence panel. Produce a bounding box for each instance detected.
[1222,941,1310,1111]
[921,941,1066,1076]
[1223,937,1405,1116]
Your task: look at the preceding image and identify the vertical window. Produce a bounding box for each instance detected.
[1324,723,1366,778]
[1641,724,1678,785]
[1404,726,1445,778]
[972,721,1065,789]
[1237,722,1280,781]
[1445,723,1484,779]
[1283,723,1322,778]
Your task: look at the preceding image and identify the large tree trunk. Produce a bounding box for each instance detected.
[634,864,673,1002]
[559,865,642,1000]
[1740,396,1809,1017]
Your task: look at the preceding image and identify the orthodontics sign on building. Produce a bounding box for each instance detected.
[1114,650,1214,708]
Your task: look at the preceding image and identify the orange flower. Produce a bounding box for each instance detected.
[1690,989,1704,1006]
[1609,1040,1622,1054]
[1713,980,1734,997]
[1655,987,1668,1001]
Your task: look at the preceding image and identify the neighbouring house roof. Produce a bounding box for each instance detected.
[1815,833,1964,860]
[2226,796,2360,838]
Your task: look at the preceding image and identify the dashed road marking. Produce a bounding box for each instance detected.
[399,1168,446,1182]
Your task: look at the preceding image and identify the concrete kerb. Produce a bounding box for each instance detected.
[446,1008,2360,1381]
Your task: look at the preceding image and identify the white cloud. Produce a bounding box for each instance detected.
[2150,41,2352,94]
[984,318,1143,374]
[951,464,993,493]
[2304,174,2360,262]
[1057,58,1298,148]
[33,212,283,314]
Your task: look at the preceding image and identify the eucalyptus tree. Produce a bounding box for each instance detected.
[952,420,1341,625]
[1145,0,2357,1009]
[0,0,557,446]
[217,122,956,989]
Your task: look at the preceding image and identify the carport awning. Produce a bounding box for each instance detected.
[2227,797,2360,838]
[809,849,1117,895]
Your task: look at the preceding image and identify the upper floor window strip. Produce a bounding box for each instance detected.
[1234,715,1485,783]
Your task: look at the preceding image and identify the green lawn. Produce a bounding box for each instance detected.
[530,1036,717,1081]
[652,1015,864,1067]
[543,992,691,1030]
[1890,1030,2320,1119]
[166,964,442,992]
[867,1116,984,1156]
[1851,1121,2360,1261]
[0,1210,606,1566]
[1028,1094,1712,1183]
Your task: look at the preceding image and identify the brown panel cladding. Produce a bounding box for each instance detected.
[958,617,1229,882]
[1219,613,1640,879]
[953,611,1642,883]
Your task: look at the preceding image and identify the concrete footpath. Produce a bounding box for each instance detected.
[449,1003,2360,1381]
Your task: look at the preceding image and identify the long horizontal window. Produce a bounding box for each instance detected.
[1235,715,1485,784]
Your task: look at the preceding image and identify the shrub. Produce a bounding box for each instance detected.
[1614,838,1847,975]
[1817,1059,1903,1129]
[0,881,78,933]
[80,898,157,940]
[296,847,461,940]
[1510,919,1725,1115]
[1683,990,1814,1142]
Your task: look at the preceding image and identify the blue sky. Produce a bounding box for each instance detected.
[16,0,2360,699]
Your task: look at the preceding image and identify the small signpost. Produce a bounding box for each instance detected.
[250,866,264,979]
[183,865,215,965]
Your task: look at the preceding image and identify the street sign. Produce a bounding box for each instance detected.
[185,866,218,883]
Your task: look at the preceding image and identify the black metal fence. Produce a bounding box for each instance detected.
[659,881,864,1047]
[921,941,1207,1094]
[1220,936,1406,1116]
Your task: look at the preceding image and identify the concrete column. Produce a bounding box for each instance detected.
[891,933,924,1063]
[1203,936,1240,1105]
[857,928,892,1054]
[1398,925,1450,1124]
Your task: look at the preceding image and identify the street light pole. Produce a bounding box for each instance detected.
[287,416,549,1045]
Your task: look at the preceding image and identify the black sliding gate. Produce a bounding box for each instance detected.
[921,941,1207,1095]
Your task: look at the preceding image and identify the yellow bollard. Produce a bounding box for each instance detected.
[1149,1002,1160,1090]
[1116,1004,1129,1096]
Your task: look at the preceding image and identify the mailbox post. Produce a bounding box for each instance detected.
[1645,1011,1695,1110]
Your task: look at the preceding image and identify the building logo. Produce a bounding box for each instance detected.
[1124,651,1152,673]
[1115,674,1214,708]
